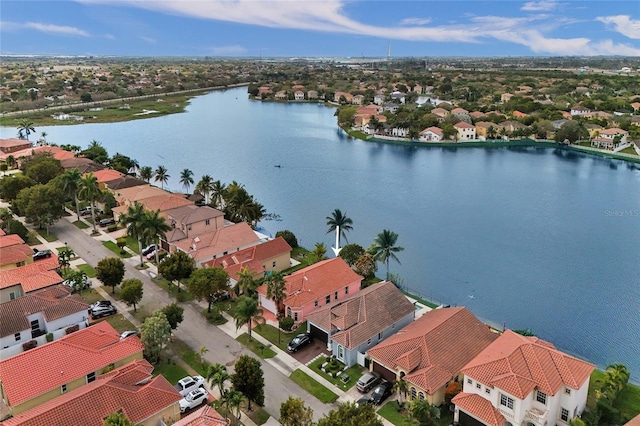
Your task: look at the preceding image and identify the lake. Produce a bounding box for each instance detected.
[3,87,639,381]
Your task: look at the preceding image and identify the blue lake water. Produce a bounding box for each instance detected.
[3,87,639,381]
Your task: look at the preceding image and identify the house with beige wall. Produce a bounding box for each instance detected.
[0,257,61,303]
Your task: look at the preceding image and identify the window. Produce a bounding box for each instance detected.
[565,388,572,395]
[344,286,349,295]
[87,372,96,383]
[485,388,491,395]
[30,319,40,332]
[419,392,425,400]
[338,345,344,359]
[205,219,210,225]
[411,387,417,400]
[272,261,276,267]
[334,291,338,300]
[314,300,319,307]
[294,312,298,321]
[536,390,547,405]
[325,295,330,304]
[500,394,514,410]
[476,383,481,389]
[287,307,292,318]
[367,338,371,345]
[378,332,382,341]
[61,384,67,393]
[9,292,17,300]
[561,408,569,422]
[467,378,472,385]
[14,333,21,341]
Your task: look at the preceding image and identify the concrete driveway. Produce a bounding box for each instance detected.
[287,337,331,365]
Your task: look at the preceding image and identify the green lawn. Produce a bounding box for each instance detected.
[36,228,58,242]
[73,220,89,229]
[587,370,640,423]
[307,356,363,390]
[289,369,338,403]
[620,146,638,156]
[153,359,190,385]
[182,348,212,377]
[378,400,406,425]
[254,322,308,352]
[241,401,271,425]
[76,263,97,278]
[102,240,132,258]
[126,236,141,253]
[236,333,277,359]
[151,277,194,302]
[80,288,104,304]
[103,314,136,333]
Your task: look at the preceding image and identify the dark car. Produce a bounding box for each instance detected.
[287,332,312,353]
[355,396,373,408]
[99,218,116,227]
[32,249,53,261]
[370,381,393,405]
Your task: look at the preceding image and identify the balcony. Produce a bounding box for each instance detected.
[498,408,515,420]
[525,407,549,424]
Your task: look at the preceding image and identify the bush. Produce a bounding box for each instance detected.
[65,324,79,334]
[3,219,29,241]
[46,333,54,342]
[279,316,294,331]
[276,230,298,248]
[22,340,37,351]
[107,224,118,233]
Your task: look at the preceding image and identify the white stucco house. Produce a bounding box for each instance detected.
[454,121,477,140]
[419,126,444,142]
[452,330,594,426]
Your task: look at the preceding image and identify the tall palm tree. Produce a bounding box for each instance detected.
[39,131,48,145]
[78,173,101,233]
[235,266,257,297]
[233,295,265,342]
[119,202,146,266]
[154,165,169,189]
[370,229,404,281]
[207,363,230,398]
[139,166,153,183]
[265,271,287,318]
[61,168,82,220]
[210,180,226,209]
[310,242,327,263]
[195,175,213,204]
[223,388,243,420]
[141,209,171,265]
[393,379,409,409]
[326,208,353,255]
[179,168,194,194]
[17,120,35,141]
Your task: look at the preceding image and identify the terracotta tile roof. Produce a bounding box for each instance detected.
[173,222,260,262]
[454,121,475,129]
[452,107,469,115]
[0,321,144,407]
[257,258,362,309]
[0,258,61,291]
[0,138,31,151]
[166,227,188,243]
[0,234,25,247]
[452,393,505,426]
[1,245,33,265]
[140,194,193,212]
[173,405,229,426]
[474,121,496,129]
[305,281,414,350]
[2,360,181,426]
[165,205,224,226]
[114,185,168,204]
[103,175,148,190]
[367,307,498,394]
[421,127,443,136]
[202,237,292,279]
[91,169,124,183]
[59,157,106,174]
[462,330,594,398]
[0,286,89,338]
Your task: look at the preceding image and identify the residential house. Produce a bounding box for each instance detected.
[498,121,527,135]
[552,119,568,130]
[91,169,125,190]
[112,184,168,208]
[0,234,34,270]
[0,145,75,164]
[203,236,292,282]
[257,87,272,97]
[334,91,353,104]
[162,205,225,248]
[173,405,229,426]
[513,110,528,118]
[390,92,406,104]
[383,102,400,113]
[413,84,423,94]
[294,91,305,101]
[274,91,288,101]
[59,157,106,174]
[591,128,629,150]
[501,93,514,103]
[469,111,485,120]
[256,257,362,323]
[363,115,387,135]
[0,138,31,155]
[352,94,365,105]
[570,105,591,116]
[373,94,386,105]
[431,107,450,122]
[307,90,318,100]
[0,321,144,416]
[305,281,415,367]
[0,258,61,303]
[475,122,498,139]
[452,107,469,118]
[2,359,182,426]
[172,221,261,267]
[103,175,148,191]
[366,307,498,406]
[631,102,640,112]
[0,286,89,359]
[419,127,444,142]
[452,330,594,426]
[454,121,477,140]
[392,127,409,138]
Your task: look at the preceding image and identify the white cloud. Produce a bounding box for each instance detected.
[140,36,156,43]
[399,17,431,26]
[104,33,116,40]
[521,1,559,12]
[208,45,247,55]
[0,21,90,36]
[597,15,640,39]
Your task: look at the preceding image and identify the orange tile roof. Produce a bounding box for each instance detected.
[173,222,260,262]
[257,258,362,309]
[452,393,505,426]
[140,193,193,212]
[0,257,61,291]
[114,185,167,204]
[2,359,181,426]
[367,307,498,394]
[462,330,594,398]
[91,169,125,183]
[305,281,414,350]
[1,245,33,265]
[173,405,229,426]
[0,234,25,247]
[0,321,144,407]
[454,121,475,129]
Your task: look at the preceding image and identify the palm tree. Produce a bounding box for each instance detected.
[210,180,226,209]
[235,266,257,297]
[195,175,213,204]
[206,363,230,398]
[265,271,287,318]
[61,168,82,220]
[39,131,48,145]
[141,209,171,265]
[223,388,244,420]
[326,208,353,255]
[310,242,327,263]
[393,379,409,409]
[370,229,404,281]
[78,173,101,233]
[233,295,265,342]
[179,168,194,194]
[139,166,153,183]
[58,247,76,275]
[119,202,146,266]
[408,399,439,426]
[17,120,35,141]
[154,165,169,189]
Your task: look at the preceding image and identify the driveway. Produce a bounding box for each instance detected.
[288,338,331,365]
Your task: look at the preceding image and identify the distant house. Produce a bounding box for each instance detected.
[0,257,61,303]
[390,91,406,104]
[0,234,34,270]
[501,93,514,103]
[591,128,629,150]
[631,102,640,112]
[0,138,31,155]
[294,90,305,101]
[307,90,318,100]
[453,330,594,426]
[91,169,125,190]
[419,127,444,142]
[373,94,385,105]
[475,122,497,139]
[367,307,498,406]
[334,91,353,104]
[274,91,288,100]
[383,102,400,113]
[162,205,225,246]
[59,157,106,174]
[451,107,469,117]
[306,281,415,367]
[352,94,365,105]
[570,105,591,116]
[392,127,410,138]
[0,321,144,416]
[512,110,528,118]
[0,286,89,359]
[431,107,450,121]
[454,121,477,140]
[256,257,362,323]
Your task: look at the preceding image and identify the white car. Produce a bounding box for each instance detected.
[174,375,205,396]
[179,388,208,413]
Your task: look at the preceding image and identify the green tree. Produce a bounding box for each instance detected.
[369,229,404,281]
[120,279,144,313]
[65,270,89,294]
[24,156,63,185]
[78,173,101,233]
[141,209,171,265]
[140,310,171,364]
[310,242,327,263]
[195,175,213,204]
[337,106,358,126]
[207,363,230,398]
[157,250,194,293]
[275,230,298,248]
[139,166,153,183]
[17,119,35,141]
[406,399,439,426]
[280,396,314,426]
[179,168,194,193]
[187,267,230,312]
[80,92,93,102]
[82,140,109,165]
[393,379,409,409]
[231,355,265,410]
[58,247,75,274]
[235,266,257,297]
[161,303,184,330]
[210,180,227,209]
[326,208,353,250]
[14,183,64,230]
[233,295,265,341]
[0,174,34,201]
[554,120,584,143]
[223,388,244,420]
[265,271,286,317]
[119,202,146,266]
[339,243,365,267]
[95,257,125,294]
[61,168,83,220]
[317,401,383,426]
[103,411,133,426]
[154,165,169,189]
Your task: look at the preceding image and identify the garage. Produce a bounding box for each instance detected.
[458,410,488,426]
[372,361,396,383]
[308,322,328,344]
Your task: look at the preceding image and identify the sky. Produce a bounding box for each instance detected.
[1,0,639,57]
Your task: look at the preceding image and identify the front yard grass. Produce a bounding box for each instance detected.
[103,313,136,334]
[378,400,406,425]
[151,276,194,302]
[76,263,97,278]
[240,401,271,425]
[253,322,308,352]
[102,240,132,258]
[236,333,276,359]
[36,228,58,242]
[80,288,103,304]
[126,236,140,253]
[616,381,640,421]
[620,146,638,156]
[289,369,338,403]
[153,359,190,385]
[307,356,363,390]
[73,220,89,229]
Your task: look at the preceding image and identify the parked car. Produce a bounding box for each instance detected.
[63,277,92,291]
[80,206,101,216]
[99,218,116,227]
[32,249,52,261]
[120,330,140,339]
[179,388,208,413]
[89,303,117,319]
[174,375,205,397]
[88,300,112,312]
[145,248,164,259]
[287,332,312,353]
[355,395,373,408]
[141,244,157,256]
[369,381,393,405]
[356,371,381,393]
